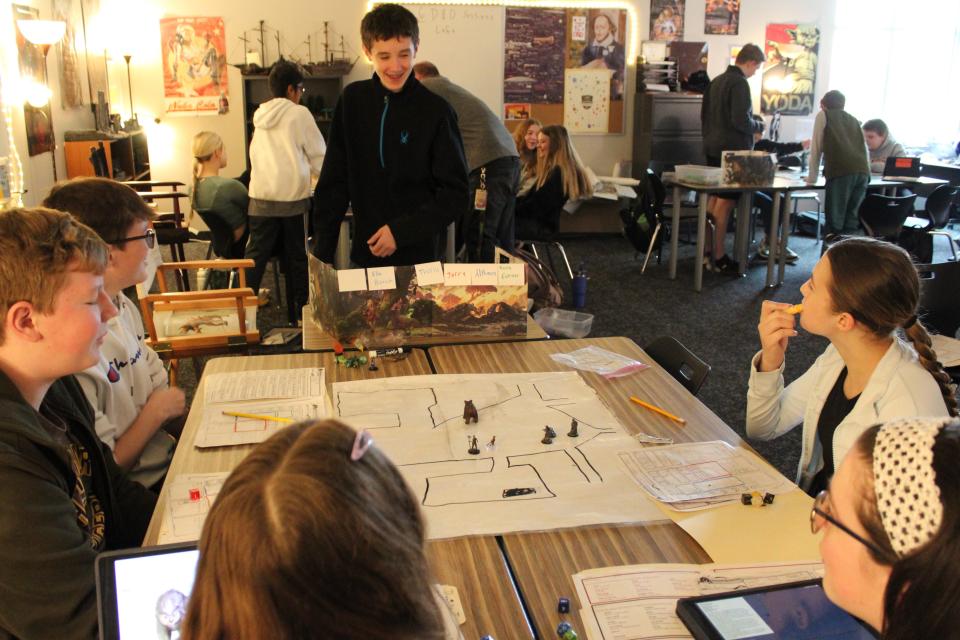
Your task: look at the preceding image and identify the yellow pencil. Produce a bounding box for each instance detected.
[222,411,294,424]
[785,303,803,315]
[629,396,686,425]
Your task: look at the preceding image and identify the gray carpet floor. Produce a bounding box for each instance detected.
[168,221,957,481]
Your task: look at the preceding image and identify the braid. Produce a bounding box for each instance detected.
[906,321,959,417]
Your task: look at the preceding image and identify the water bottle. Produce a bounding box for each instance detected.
[572,264,588,309]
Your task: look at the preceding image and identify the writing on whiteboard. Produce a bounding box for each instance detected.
[405,4,495,37]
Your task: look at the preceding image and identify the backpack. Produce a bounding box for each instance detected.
[512,246,563,311]
[621,171,663,256]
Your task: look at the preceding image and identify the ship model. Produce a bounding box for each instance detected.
[232,20,356,78]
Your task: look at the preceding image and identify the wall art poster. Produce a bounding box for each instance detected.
[650,0,684,42]
[160,16,229,116]
[53,0,84,108]
[761,23,819,116]
[564,68,611,133]
[704,0,740,35]
[570,9,627,101]
[504,7,566,104]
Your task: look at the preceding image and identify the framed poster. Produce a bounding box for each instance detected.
[704,0,740,35]
[761,24,820,115]
[160,16,229,116]
[650,0,684,42]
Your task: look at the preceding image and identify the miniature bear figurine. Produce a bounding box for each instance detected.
[568,418,579,438]
[544,425,557,439]
[463,400,479,424]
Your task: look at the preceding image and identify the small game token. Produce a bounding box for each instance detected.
[556,621,578,639]
[557,596,570,613]
[189,488,201,501]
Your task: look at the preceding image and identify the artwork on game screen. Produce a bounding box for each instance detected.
[761,23,819,116]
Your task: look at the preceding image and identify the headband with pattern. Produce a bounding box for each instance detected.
[873,417,953,557]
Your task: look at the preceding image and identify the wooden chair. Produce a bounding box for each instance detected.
[138,252,260,366]
[134,182,194,290]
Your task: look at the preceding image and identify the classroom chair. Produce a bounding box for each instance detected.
[859,193,917,243]
[643,335,712,396]
[640,171,712,274]
[904,185,960,261]
[917,260,960,339]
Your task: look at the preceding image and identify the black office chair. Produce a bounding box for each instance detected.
[904,185,960,261]
[858,193,917,243]
[918,261,960,338]
[644,335,712,396]
[639,170,710,273]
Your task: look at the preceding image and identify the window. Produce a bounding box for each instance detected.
[829,0,960,154]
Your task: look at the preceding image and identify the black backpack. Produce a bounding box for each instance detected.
[620,170,665,257]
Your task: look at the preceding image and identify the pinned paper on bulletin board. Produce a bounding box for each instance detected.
[564,68,611,133]
[309,256,528,346]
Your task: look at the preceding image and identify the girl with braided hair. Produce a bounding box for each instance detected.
[747,237,955,495]
[813,417,960,638]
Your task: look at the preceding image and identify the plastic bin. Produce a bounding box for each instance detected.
[676,164,722,186]
[534,308,594,338]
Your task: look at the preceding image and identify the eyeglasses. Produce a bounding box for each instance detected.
[810,490,893,561]
[115,227,156,249]
[297,84,306,93]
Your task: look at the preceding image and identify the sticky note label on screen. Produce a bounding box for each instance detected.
[498,263,525,286]
[415,261,444,285]
[443,265,471,286]
[471,264,499,286]
[337,269,368,292]
[367,267,397,291]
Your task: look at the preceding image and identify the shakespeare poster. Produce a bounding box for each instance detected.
[650,0,684,42]
[704,0,740,35]
[568,9,627,101]
[564,69,611,133]
[761,23,820,116]
[160,16,229,116]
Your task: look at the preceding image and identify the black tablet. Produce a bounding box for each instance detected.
[676,579,878,639]
[95,542,199,640]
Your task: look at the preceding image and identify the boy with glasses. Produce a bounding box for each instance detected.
[45,177,185,490]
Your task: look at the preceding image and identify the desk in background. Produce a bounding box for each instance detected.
[143,351,532,640]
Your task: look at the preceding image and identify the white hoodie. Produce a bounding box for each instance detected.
[249,97,326,203]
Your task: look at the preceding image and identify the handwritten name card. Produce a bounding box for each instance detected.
[471,264,499,286]
[367,266,397,291]
[415,261,444,285]
[497,263,525,286]
[443,264,471,286]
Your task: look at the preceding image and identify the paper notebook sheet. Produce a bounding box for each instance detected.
[195,367,327,448]
[330,372,666,539]
[618,440,795,510]
[158,472,229,544]
[573,560,824,640]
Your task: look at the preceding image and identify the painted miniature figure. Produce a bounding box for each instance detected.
[463,399,479,424]
[568,418,579,438]
[467,435,480,455]
[541,426,554,445]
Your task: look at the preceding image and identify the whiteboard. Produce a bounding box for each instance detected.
[403,3,506,116]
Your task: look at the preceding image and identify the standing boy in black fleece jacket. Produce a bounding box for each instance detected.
[0,207,157,640]
[313,3,469,268]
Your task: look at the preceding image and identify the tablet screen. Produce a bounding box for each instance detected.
[684,581,876,639]
[97,544,199,640]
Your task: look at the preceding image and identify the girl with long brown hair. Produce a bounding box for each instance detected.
[813,417,960,638]
[511,117,541,194]
[181,420,460,640]
[515,124,592,239]
[747,237,955,495]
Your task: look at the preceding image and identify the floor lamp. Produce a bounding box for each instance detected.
[17,19,66,182]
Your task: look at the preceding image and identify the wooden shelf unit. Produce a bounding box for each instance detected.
[64,130,150,182]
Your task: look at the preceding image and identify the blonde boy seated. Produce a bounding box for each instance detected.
[0,207,157,637]
[45,178,186,489]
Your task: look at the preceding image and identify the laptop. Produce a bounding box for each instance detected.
[882,156,922,181]
[95,542,199,640]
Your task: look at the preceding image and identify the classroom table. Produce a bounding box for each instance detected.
[143,351,532,640]
[429,337,747,638]
[665,176,801,291]
[300,305,548,351]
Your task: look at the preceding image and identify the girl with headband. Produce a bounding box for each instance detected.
[812,416,960,638]
[747,237,956,495]
[182,420,461,639]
